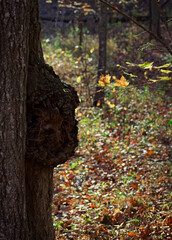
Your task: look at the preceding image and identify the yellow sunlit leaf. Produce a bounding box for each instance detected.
[99,81,105,87]
[123,71,137,78]
[129,73,137,78]
[77,56,82,62]
[87,130,90,135]
[90,48,95,54]
[158,76,171,80]
[104,74,111,84]
[97,100,101,106]
[44,54,49,59]
[149,79,158,82]
[76,76,81,83]
[115,75,129,87]
[154,63,171,69]
[114,208,120,213]
[52,54,55,61]
[144,71,148,79]
[107,101,115,108]
[160,69,172,73]
[98,74,111,87]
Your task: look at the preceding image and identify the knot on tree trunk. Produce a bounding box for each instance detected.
[26,63,79,167]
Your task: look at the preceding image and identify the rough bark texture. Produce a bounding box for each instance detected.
[26,1,79,239]
[0,1,29,239]
[26,64,78,240]
[0,0,78,239]
[93,2,107,107]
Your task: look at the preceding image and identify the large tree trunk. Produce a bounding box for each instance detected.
[0,0,78,239]
[0,1,29,239]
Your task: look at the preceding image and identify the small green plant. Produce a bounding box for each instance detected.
[53,220,63,229]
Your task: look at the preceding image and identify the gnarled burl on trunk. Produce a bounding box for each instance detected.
[26,63,79,240]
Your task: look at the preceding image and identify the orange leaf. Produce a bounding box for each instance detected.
[98,74,111,87]
[103,145,109,150]
[89,204,97,208]
[113,75,129,87]
[128,231,137,237]
[147,150,154,156]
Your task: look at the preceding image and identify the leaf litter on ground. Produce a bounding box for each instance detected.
[42,25,172,240]
[53,85,172,240]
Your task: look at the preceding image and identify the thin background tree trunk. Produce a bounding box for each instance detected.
[149,0,161,39]
[93,1,107,107]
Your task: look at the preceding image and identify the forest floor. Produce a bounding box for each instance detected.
[42,23,172,239]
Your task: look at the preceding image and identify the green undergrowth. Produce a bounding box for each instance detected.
[42,28,172,240]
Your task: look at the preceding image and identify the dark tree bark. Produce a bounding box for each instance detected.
[78,12,83,55]
[0,0,78,239]
[93,1,107,107]
[149,0,161,39]
[0,1,29,239]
